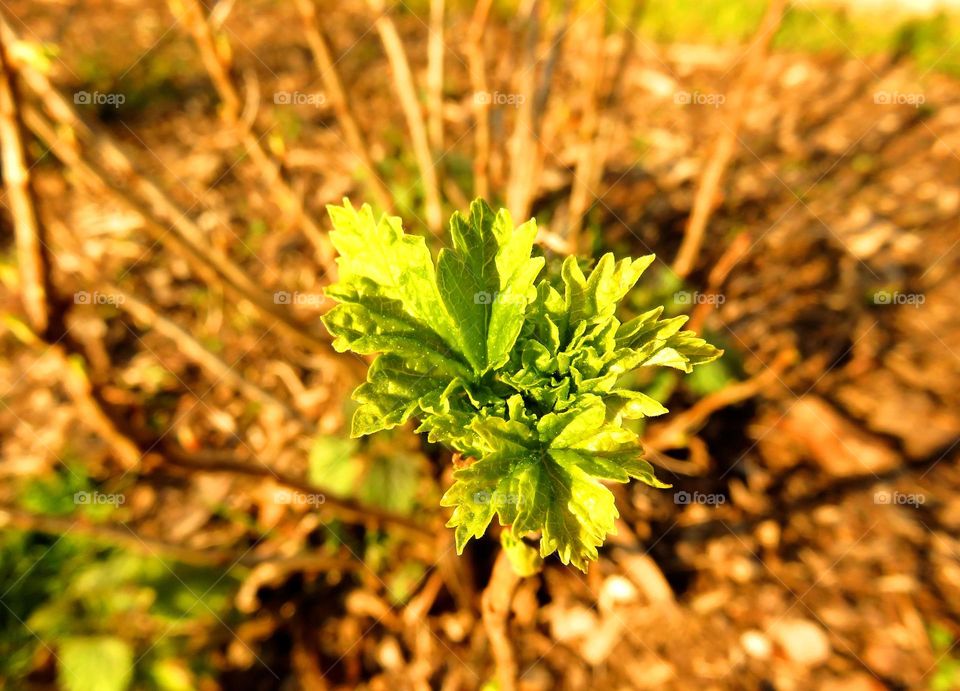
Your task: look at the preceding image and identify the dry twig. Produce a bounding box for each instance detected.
[646,350,795,451]
[0,27,48,333]
[12,317,429,540]
[0,503,358,571]
[672,0,787,278]
[294,0,393,211]
[466,0,493,200]
[687,230,752,333]
[505,1,543,221]
[427,0,445,156]
[368,0,443,234]
[164,447,436,541]
[566,2,642,249]
[109,284,303,423]
[174,0,336,271]
[14,95,339,360]
[481,548,521,691]
[506,0,571,221]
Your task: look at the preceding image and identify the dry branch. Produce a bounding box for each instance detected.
[427,0,445,156]
[646,350,794,451]
[565,2,642,249]
[164,446,436,541]
[506,0,571,221]
[59,350,144,470]
[0,503,358,571]
[15,318,433,539]
[293,0,393,211]
[481,548,521,691]
[0,27,48,333]
[368,0,443,234]
[43,211,306,423]
[564,8,606,251]
[687,230,752,333]
[505,1,543,221]
[174,0,336,271]
[14,94,338,360]
[466,0,493,200]
[109,284,304,423]
[672,0,787,278]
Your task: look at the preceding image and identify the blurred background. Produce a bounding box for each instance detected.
[1,0,959,689]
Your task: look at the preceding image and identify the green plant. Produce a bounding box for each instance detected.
[2,468,236,690]
[321,199,721,571]
[929,623,960,691]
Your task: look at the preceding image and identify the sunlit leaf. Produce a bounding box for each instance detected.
[322,198,722,571]
[58,637,133,691]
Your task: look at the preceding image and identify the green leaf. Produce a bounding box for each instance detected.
[436,199,544,372]
[58,637,134,691]
[323,198,722,571]
[441,396,667,571]
[560,253,654,341]
[360,453,421,514]
[642,330,722,373]
[604,390,669,420]
[322,291,469,377]
[663,331,724,372]
[500,528,543,577]
[323,199,545,436]
[349,355,452,436]
[147,659,195,691]
[326,200,462,355]
[308,434,359,495]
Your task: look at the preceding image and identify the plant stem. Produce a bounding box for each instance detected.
[294,0,394,212]
[175,0,336,272]
[481,547,521,691]
[0,22,48,334]
[672,0,787,279]
[427,0,445,156]
[466,0,493,200]
[368,0,443,235]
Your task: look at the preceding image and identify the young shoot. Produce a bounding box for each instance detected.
[321,199,721,571]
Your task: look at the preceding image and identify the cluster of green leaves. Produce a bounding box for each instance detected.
[929,624,960,691]
[308,431,433,602]
[4,466,235,691]
[322,199,721,571]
